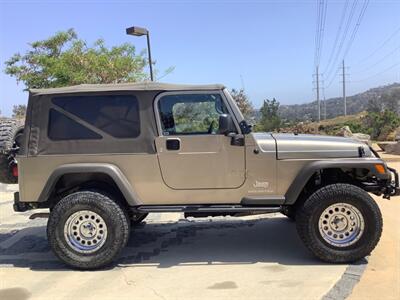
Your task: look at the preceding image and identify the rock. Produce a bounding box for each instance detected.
[352,133,372,146]
[338,126,353,137]
[377,142,397,151]
[337,126,371,146]
[352,133,370,140]
[384,142,400,155]
[395,127,400,141]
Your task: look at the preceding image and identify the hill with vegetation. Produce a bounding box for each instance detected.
[278,110,400,141]
[277,83,400,122]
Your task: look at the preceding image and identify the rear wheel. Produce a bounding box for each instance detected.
[47,190,130,269]
[296,183,382,263]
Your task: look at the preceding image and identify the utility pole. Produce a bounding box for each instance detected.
[342,59,346,116]
[322,86,327,120]
[316,66,321,122]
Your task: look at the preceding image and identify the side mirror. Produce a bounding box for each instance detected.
[218,114,236,135]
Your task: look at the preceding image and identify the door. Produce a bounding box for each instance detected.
[154,92,246,189]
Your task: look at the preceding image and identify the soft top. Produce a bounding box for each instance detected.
[30,82,225,95]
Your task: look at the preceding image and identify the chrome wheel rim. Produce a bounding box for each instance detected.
[318,203,364,247]
[64,210,108,253]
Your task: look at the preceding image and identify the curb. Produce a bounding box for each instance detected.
[382,157,400,163]
[322,258,368,300]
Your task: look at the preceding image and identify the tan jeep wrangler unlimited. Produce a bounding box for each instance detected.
[10,82,399,269]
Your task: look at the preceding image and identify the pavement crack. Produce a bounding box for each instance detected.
[118,267,135,286]
[147,286,166,300]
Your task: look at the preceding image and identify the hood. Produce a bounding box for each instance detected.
[253,133,371,159]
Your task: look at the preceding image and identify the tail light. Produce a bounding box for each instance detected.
[11,163,18,178]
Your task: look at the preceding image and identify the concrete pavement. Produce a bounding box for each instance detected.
[0,183,347,300]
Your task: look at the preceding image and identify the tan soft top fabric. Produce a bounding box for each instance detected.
[30,82,225,95]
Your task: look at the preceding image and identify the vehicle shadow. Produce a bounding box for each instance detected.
[0,216,358,271]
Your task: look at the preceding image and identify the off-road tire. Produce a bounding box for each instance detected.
[0,119,24,184]
[0,119,19,152]
[47,190,130,270]
[131,213,148,225]
[296,183,382,263]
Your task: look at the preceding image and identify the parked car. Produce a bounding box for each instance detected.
[9,82,399,269]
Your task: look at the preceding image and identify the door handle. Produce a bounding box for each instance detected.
[166,138,180,150]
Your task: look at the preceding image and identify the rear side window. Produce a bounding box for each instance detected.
[50,95,140,139]
[48,109,102,140]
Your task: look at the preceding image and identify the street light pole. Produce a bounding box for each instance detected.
[146,31,154,81]
[126,26,154,81]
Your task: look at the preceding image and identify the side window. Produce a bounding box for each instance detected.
[48,109,102,141]
[158,93,230,135]
[50,95,140,140]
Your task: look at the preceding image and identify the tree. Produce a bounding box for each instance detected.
[4,29,153,89]
[12,104,27,119]
[230,89,253,120]
[256,98,281,132]
[364,109,400,140]
[367,89,400,114]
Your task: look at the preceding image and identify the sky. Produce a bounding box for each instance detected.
[0,0,399,116]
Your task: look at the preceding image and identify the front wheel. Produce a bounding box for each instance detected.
[47,191,130,269]
[296,183,382,263]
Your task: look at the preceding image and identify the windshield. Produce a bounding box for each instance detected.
[223,88,245,122]
[223,88,252,134]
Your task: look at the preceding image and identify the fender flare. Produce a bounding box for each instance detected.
[284,159,389,205]
[37,163,142,206]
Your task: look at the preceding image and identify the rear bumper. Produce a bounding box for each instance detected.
[13,192,30,212]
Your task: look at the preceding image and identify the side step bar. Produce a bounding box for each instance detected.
[133,205,282,214]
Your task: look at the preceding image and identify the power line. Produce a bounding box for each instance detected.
[354,26,400,66]
[318,0,328,65]
[314,0,327,67]
[325,0,369,88]
[323,0,349,74]
[314,0,322,67]
[353,45,400,74]
[313,0,327,122]
[324,0,359,84]
[352,62,400,82]
[342,0,370,59]
[325,66,341,89]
